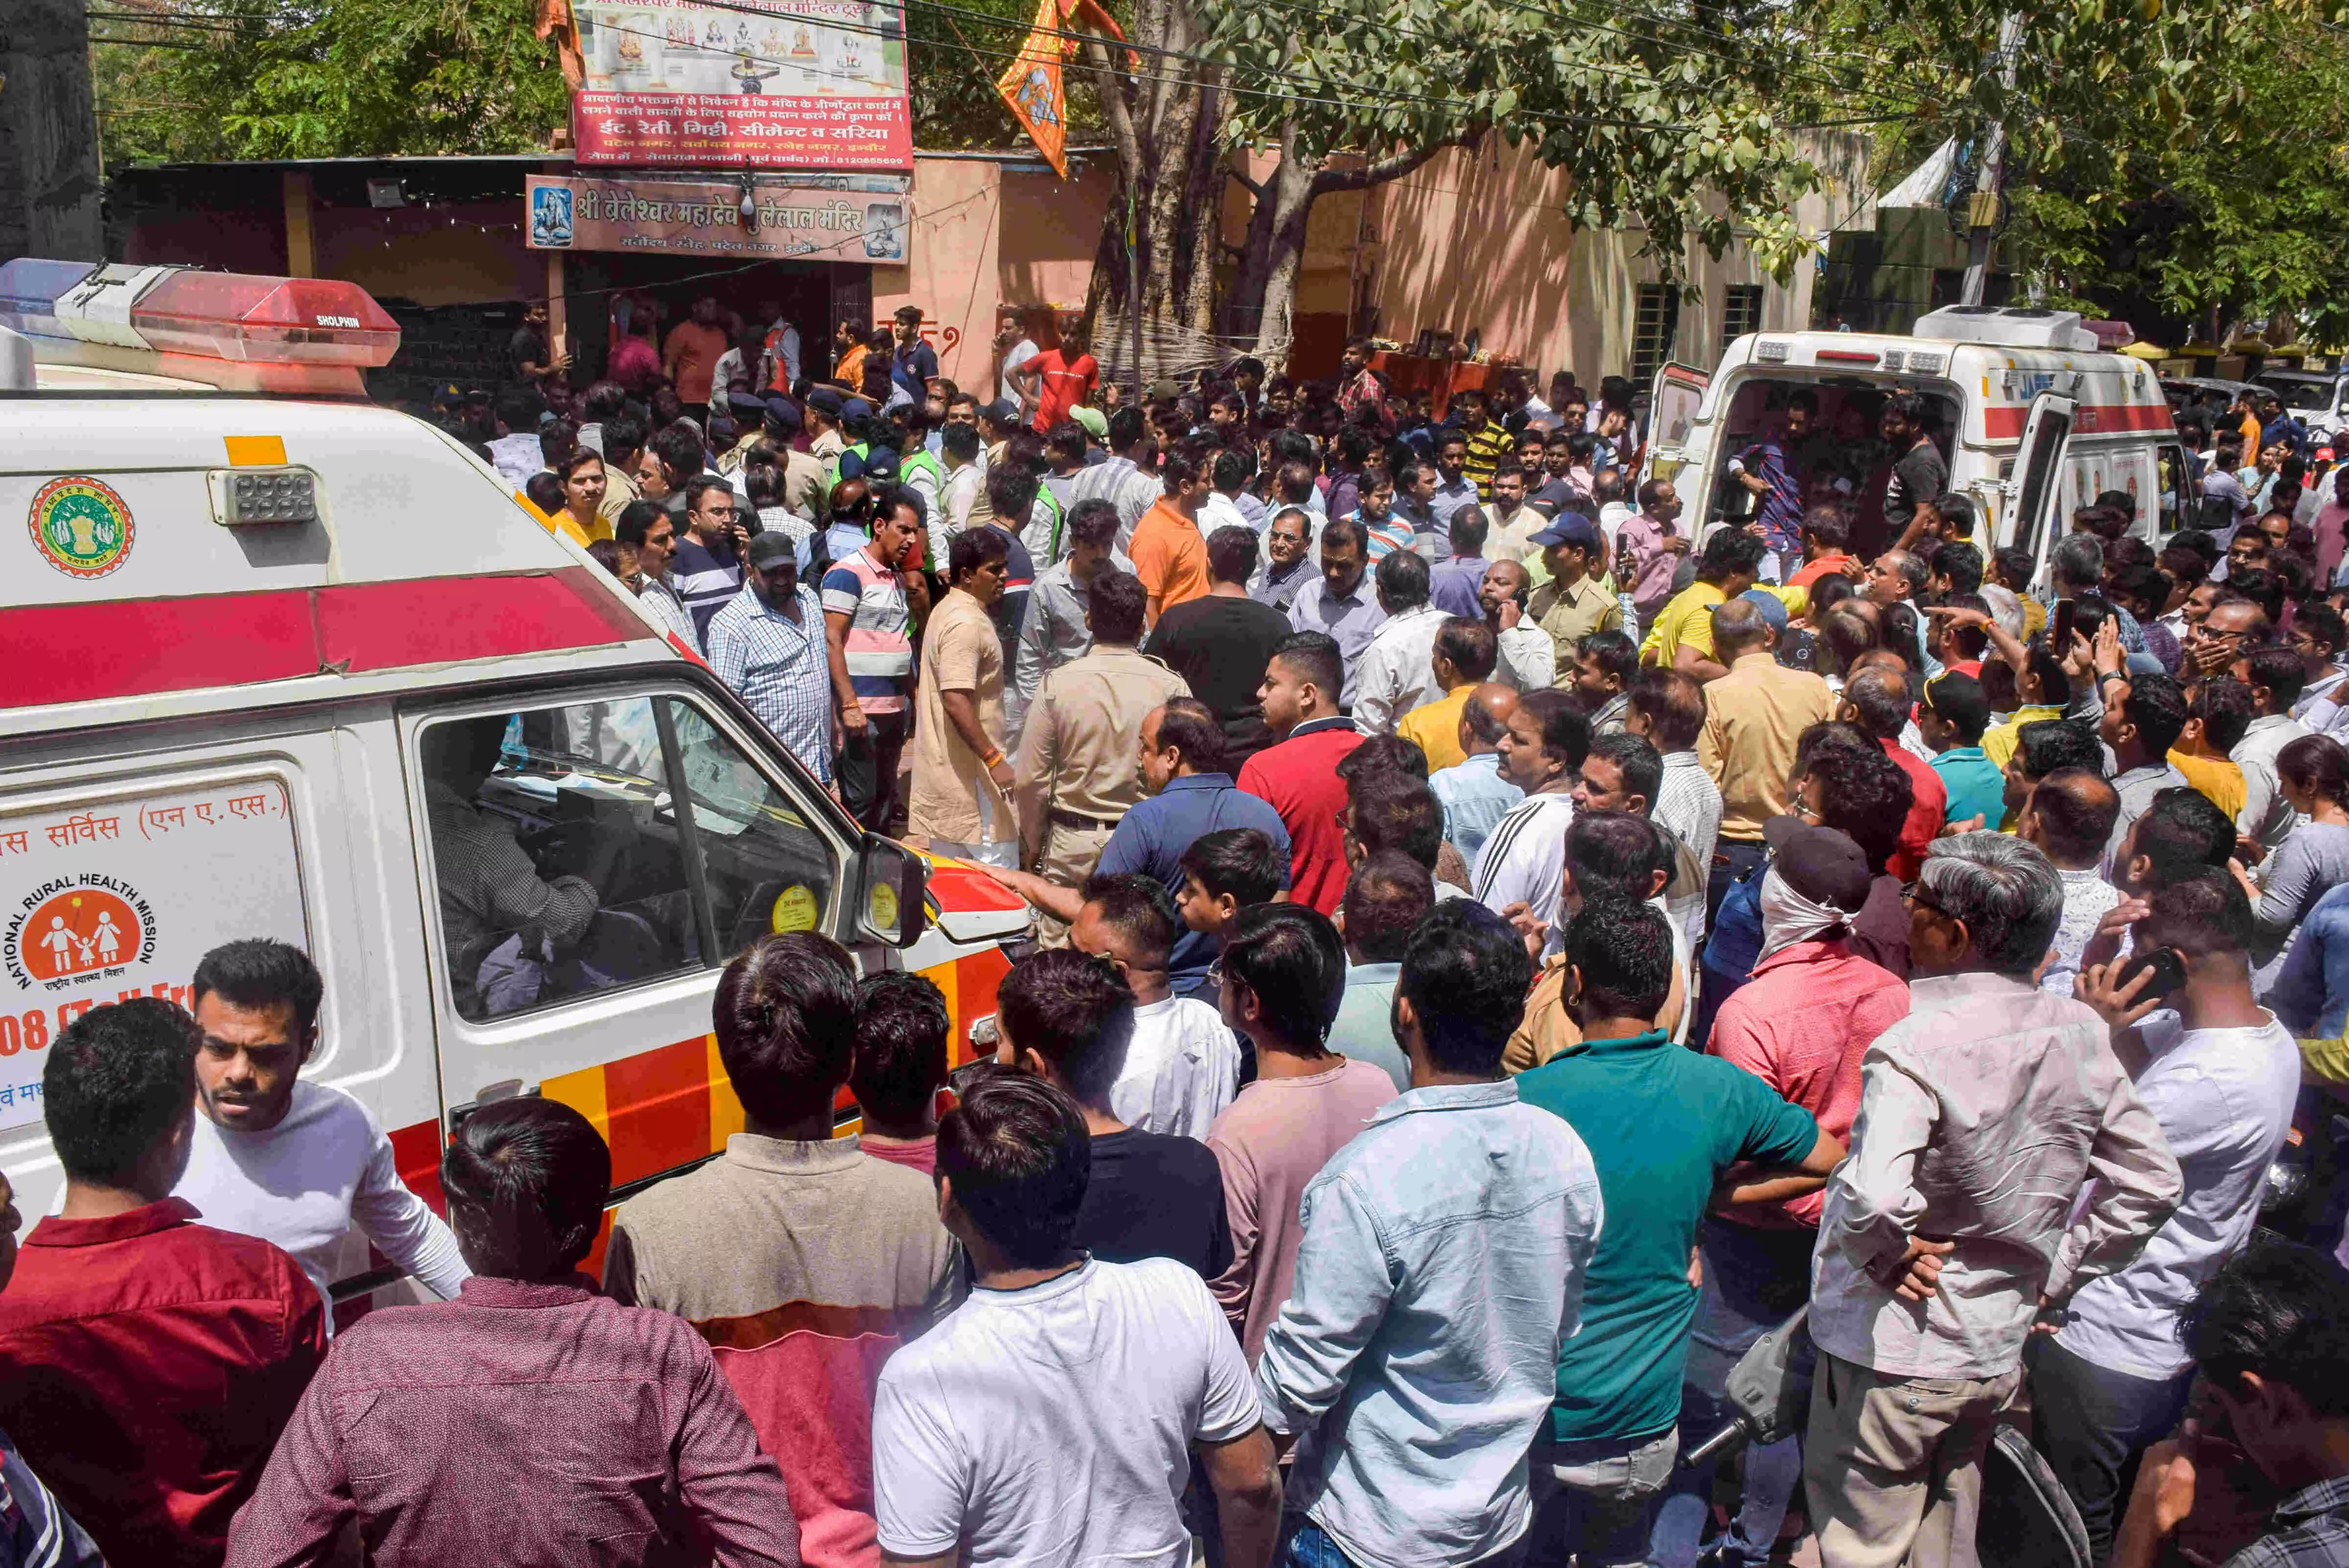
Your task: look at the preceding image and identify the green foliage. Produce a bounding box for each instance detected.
[93,0,1096,167]
[1792,0,2345,332]
[1996,8,2349,341]
[94,0,569,165]
[1197,0,1826,285]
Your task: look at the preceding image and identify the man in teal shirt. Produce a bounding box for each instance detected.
[1514,895,1842,1567]
[1919,671,2007,830]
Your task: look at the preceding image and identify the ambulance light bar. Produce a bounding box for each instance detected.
[0,259,401,394]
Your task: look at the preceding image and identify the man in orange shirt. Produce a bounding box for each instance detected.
[1130,440,1214,627]
[1786,504,1865,589]
[663,296,731,425]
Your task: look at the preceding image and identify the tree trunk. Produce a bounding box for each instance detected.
[1075,0,1227,383]
[1222,127,1319,372]
[1230,137,1472,372]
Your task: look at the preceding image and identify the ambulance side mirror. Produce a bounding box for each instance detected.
[856,835,929,948]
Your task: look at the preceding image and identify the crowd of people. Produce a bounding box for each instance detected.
[13,316,2349,1568]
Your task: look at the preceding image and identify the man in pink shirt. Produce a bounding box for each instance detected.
[1207,904,1398,1362]
[228,1099,800,1568]
[1650,822,1907,1568]
[1613,478,1688,629]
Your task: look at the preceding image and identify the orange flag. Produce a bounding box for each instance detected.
[994,0,1135,178]
[995,0,1071,177]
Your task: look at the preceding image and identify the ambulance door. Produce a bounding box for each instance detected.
[0,719,361,1225]
[2005,392,2077,578]
[1642,363,1712,488]
[399,675,868,1198]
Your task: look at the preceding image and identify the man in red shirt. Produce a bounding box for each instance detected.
[1838,661,1946,882]
[1029,327,1101,433]
[0,998,325,1568]
[1239,631,1365,915]
[229,1098,801,1568]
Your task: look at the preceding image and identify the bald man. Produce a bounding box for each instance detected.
[1837,663,1947,880]
[2019,765,2122,997]
[1428,682,1525,866]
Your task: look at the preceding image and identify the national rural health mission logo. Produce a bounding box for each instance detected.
[28,476,135,579]
[3,877,157,990]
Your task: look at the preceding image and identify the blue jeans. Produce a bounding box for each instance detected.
[1284,1518,1529,1568]
[1649,1219,1817,1568]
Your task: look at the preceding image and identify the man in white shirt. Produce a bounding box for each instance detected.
[1074,874,1240,1139]
[175,939,470,1316]
[993,315,1041,423]
[2233,643,2315,851]
[934,422,988,568]
[2034,870,2300,1566]
[872,1073,1281,1568]
[1485,463,1553,574]
[1200,448,1256,539]
[1473,689,1587,942]
[1350,549,1455,734]
[1806,833,2182,1568]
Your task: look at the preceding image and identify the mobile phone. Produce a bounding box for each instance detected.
[2117,946,2188,1004]
[2051,598,2077,649]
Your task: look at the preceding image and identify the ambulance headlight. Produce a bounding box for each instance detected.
[209,466,321,526]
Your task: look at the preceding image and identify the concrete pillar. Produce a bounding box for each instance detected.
[0,0,104,261]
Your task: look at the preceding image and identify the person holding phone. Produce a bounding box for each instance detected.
[2039,871,2300,1566]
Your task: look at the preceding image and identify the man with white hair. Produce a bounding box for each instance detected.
[1803,832,2183,1568]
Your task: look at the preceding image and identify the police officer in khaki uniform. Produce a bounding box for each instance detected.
[1522,513,1622,686]
[1013,567,1191,944]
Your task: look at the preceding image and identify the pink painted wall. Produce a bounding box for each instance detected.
[999,162,1112,315]
[1362,139,1578,375]
[870,156,1001,391]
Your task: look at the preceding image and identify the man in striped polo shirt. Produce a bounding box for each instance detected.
[824,487,928,832]
[671,477,748,648]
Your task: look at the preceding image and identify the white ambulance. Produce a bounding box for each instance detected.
[0,259,1030,1306]
[1644,304,2202,571]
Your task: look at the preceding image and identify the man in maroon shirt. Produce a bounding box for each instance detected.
[1838,660,1947,881]
[228,1097,800,1567]
[0,998,326,1568]
[1239,631,1366,916]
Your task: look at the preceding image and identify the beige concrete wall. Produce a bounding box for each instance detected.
[871,155,1004,390]
[1362,129,1872,386]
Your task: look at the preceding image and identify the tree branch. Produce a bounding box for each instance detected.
[1077,36,1144,187]
[1311,128,1480,195]
[1228,164,1265,199]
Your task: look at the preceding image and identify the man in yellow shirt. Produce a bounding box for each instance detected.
[1639,529,1806,682]
[2169,677,2253,820]
[1396,620,1500,773]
